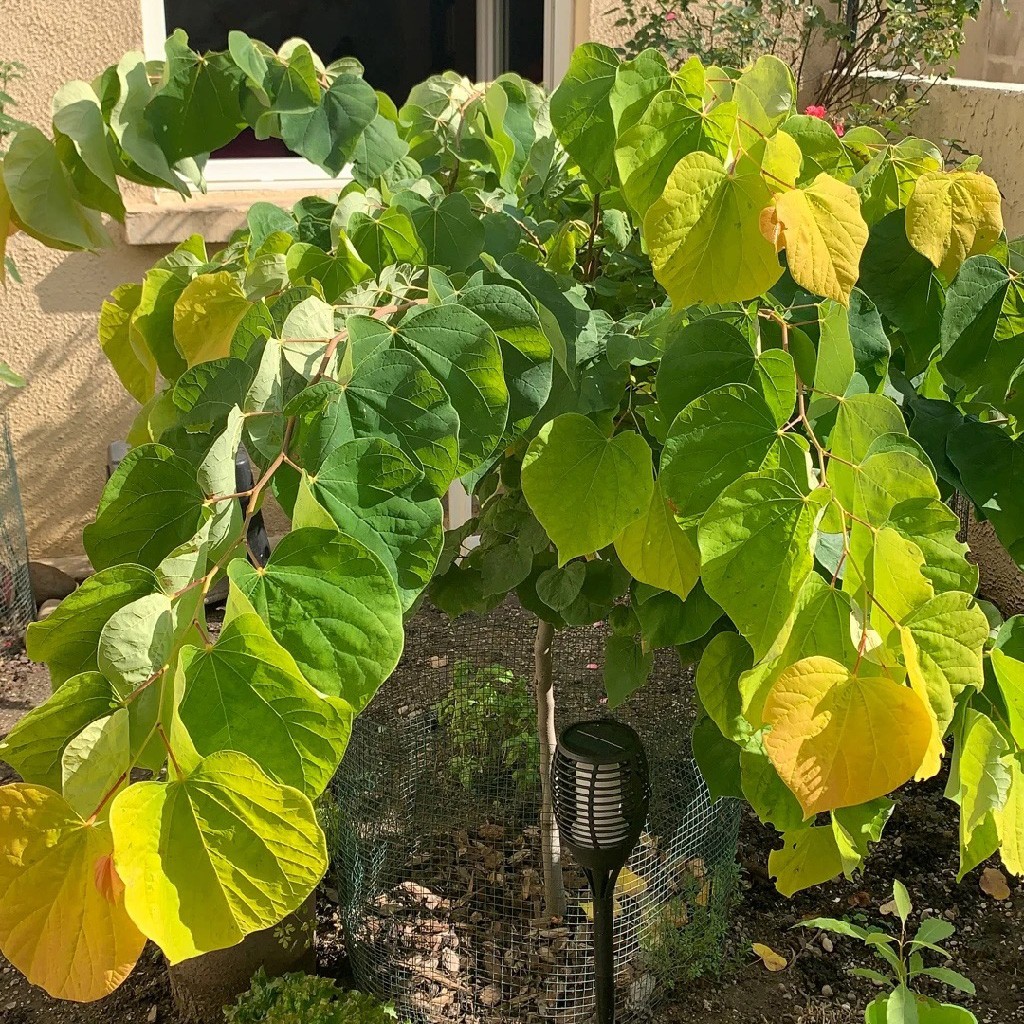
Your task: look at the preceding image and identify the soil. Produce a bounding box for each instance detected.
[1,601,1021,1024]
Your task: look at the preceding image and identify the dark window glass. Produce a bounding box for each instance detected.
[503,0,545,86]
[164,0,478,103]
[162,0,545,160]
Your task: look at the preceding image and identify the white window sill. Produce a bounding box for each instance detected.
[123,186,345,246]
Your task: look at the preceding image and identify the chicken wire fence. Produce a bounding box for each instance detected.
[0,412,33,649]
[330,601,741,1024]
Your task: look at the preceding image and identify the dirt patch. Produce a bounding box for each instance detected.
[0,644,49,740]
[1,604,1021,1024]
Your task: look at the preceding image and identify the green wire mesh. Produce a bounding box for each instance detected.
[0,412,34,650]
[330,600,740,1024]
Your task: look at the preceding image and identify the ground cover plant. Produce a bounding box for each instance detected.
[0,31,1023,1013]
[224,968,397,1024]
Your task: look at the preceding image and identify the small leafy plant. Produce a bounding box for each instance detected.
[798,881,977,1023]
[224,969,397,1024]
[435,661,539,790]
[642,857,741,985]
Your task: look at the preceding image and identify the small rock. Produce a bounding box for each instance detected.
[147,1006,158,1023]
[39,554,93,583]
[429,655,448,669]
[821,984,833,998]
[821,934,834,953]
[29,560,78,603]
[37,599,61,620]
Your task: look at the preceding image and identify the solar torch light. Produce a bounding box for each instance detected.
[551,720,651,1024]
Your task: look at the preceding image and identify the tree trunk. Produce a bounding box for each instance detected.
[534,617,567,920]
[168,895,316,1022]
[964,508,1024,618]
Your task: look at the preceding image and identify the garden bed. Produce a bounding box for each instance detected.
[1,601,1021,1024]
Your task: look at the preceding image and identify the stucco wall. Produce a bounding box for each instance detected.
[1,0,168,557]
[957,0,1024,84]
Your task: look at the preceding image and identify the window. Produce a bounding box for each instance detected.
[142,0,572,190]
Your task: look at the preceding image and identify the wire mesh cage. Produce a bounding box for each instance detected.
[331,600,741,1024]
[0,412,34,649]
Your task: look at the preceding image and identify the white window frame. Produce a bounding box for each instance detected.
[140,0,575,192]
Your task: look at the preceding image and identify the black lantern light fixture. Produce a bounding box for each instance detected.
[552,720,651,1024]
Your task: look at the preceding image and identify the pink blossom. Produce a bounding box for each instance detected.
[833,117,846,138]
[805,104,827,120]
[664,10,678,20]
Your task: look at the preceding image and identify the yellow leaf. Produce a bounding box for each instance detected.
[996,756,1024,876]
[760,130,802,191]
[900,629,946,782]
[762,656,932,816]
[173,270,252,367]
[645,151,783,307]
[752,941,788,971]
[0,785,145,1001]
[980,865,1011,900]
[868,528,933,641]
[763,174,868,306]
[616,865,649,898]
[769,826,845,897]
[905,170,1003,280]
[613,480,700,600]
[581,897,624,920]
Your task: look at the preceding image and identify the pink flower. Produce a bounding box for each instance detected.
[805,104,827,120]
[664,10,678,20]
[586,662,599,670]
[833,117,846,138]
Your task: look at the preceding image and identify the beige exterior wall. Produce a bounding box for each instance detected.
[957,0,1024,84]
[1,0,170,558]
[580,0,630,49]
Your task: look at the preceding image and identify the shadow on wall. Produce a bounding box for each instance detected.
[0,235,171,558]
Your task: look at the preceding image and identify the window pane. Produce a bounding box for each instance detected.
[161,0,547,165]
[163,0,477,103]
[503,0,544,84]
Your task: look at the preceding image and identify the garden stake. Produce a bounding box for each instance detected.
[552,720,651,1024]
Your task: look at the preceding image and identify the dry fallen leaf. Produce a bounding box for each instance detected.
[479,984,501,1007]
[428,655,448,669]
[981,866,1011,901]
[581,897,624,921]
[752,942,788,972]
[879,899,898,916]
[847,890,871,908]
